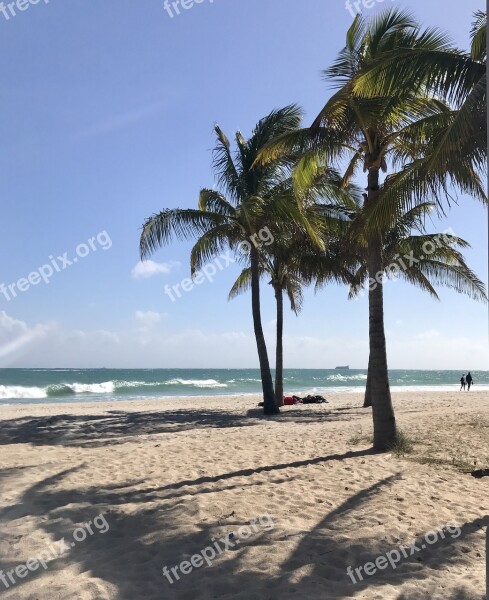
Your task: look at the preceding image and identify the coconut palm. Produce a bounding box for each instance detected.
[228,249,304,408]
[345,203,487,407]
[229,213,355,407]
[139,106,304,415]
[258,9,485,449]
[228,167,359,407]
[352,10,487,178]
[335,10,488,409]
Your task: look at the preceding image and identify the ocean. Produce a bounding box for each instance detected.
[0,368,487,405]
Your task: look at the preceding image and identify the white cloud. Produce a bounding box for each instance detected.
[131,260,180,279]
[386,329,488,370]
[0,311,487,370]
[0,311,52,363]
[135,310,163,326]
[414,329,440,340]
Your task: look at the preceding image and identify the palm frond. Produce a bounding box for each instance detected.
[413,260,487,301]
[190,226,235,274]
[285,278,304,314]
[228,267,253,301]
[140,209,227,259]
[470,10,487,61]
[199,189,236,217]
[212,125,240,200]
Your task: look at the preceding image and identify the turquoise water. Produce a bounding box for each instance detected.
[0,369,487,404]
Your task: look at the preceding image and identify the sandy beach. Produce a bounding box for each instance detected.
[1,0,487,598]
[0,391,487,599]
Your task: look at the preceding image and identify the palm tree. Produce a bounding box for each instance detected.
[352,11,487,178]
[345,203,487,407]
[338,10,488,410]
[139,106,303,415]
[258,9,485,449]
[229,171,357,407]
[229,224,354,407]
[352,10,487,313]
[229,248,304,408]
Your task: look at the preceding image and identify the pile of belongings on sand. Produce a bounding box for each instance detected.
[284,394,328,405]
[258,394,328,407]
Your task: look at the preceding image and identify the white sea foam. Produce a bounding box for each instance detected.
[0,385,47,399]
[165,378,228,388]
[113,380,148,388]
[325,374,368,382]
[297,384,489,395]
[69,382,115,394]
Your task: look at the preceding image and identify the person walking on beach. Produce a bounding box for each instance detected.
[466,372,473,391]
[460,374,466,391]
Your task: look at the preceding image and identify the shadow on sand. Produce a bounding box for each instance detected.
[0,405,363,448]
[0,448,486,599]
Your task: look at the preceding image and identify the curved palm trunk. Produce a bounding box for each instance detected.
[364,355,372,408]
[366,167,396,449]
[251,246,279,415]
[274,284,284,407]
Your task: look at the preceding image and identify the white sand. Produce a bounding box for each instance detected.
[0,391,487,599]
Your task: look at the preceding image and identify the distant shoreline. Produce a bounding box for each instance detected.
[1,368,488,405]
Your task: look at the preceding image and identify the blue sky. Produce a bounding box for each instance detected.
[0,0,487,369]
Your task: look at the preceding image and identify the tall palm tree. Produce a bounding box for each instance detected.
[258,9,485,449]
[139,106,303,415]
[229,171,357,407]
[352,10,487,178]
[228,249,304,408]
[345,203,487,407]
[352,10,487,321]
[337,10,488,410]
[229,223,354,407]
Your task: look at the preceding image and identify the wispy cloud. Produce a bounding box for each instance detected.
[0,311,52,362]
[131,260,180,279]
[1,311,487,370]
[135,310,164,326]
[75,93,173,140]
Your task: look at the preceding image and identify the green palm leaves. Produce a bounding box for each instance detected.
[255,7,486,449]
[140,106,305,415]
[349,203,487,302]
[139,8,487,443]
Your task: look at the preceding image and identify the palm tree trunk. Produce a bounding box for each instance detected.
[250,246,279,414]
[364,355,372,408]
[366,167,396,449]
[274,284,284,407]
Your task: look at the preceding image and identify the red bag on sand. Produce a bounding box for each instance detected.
[283,396,294,406]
